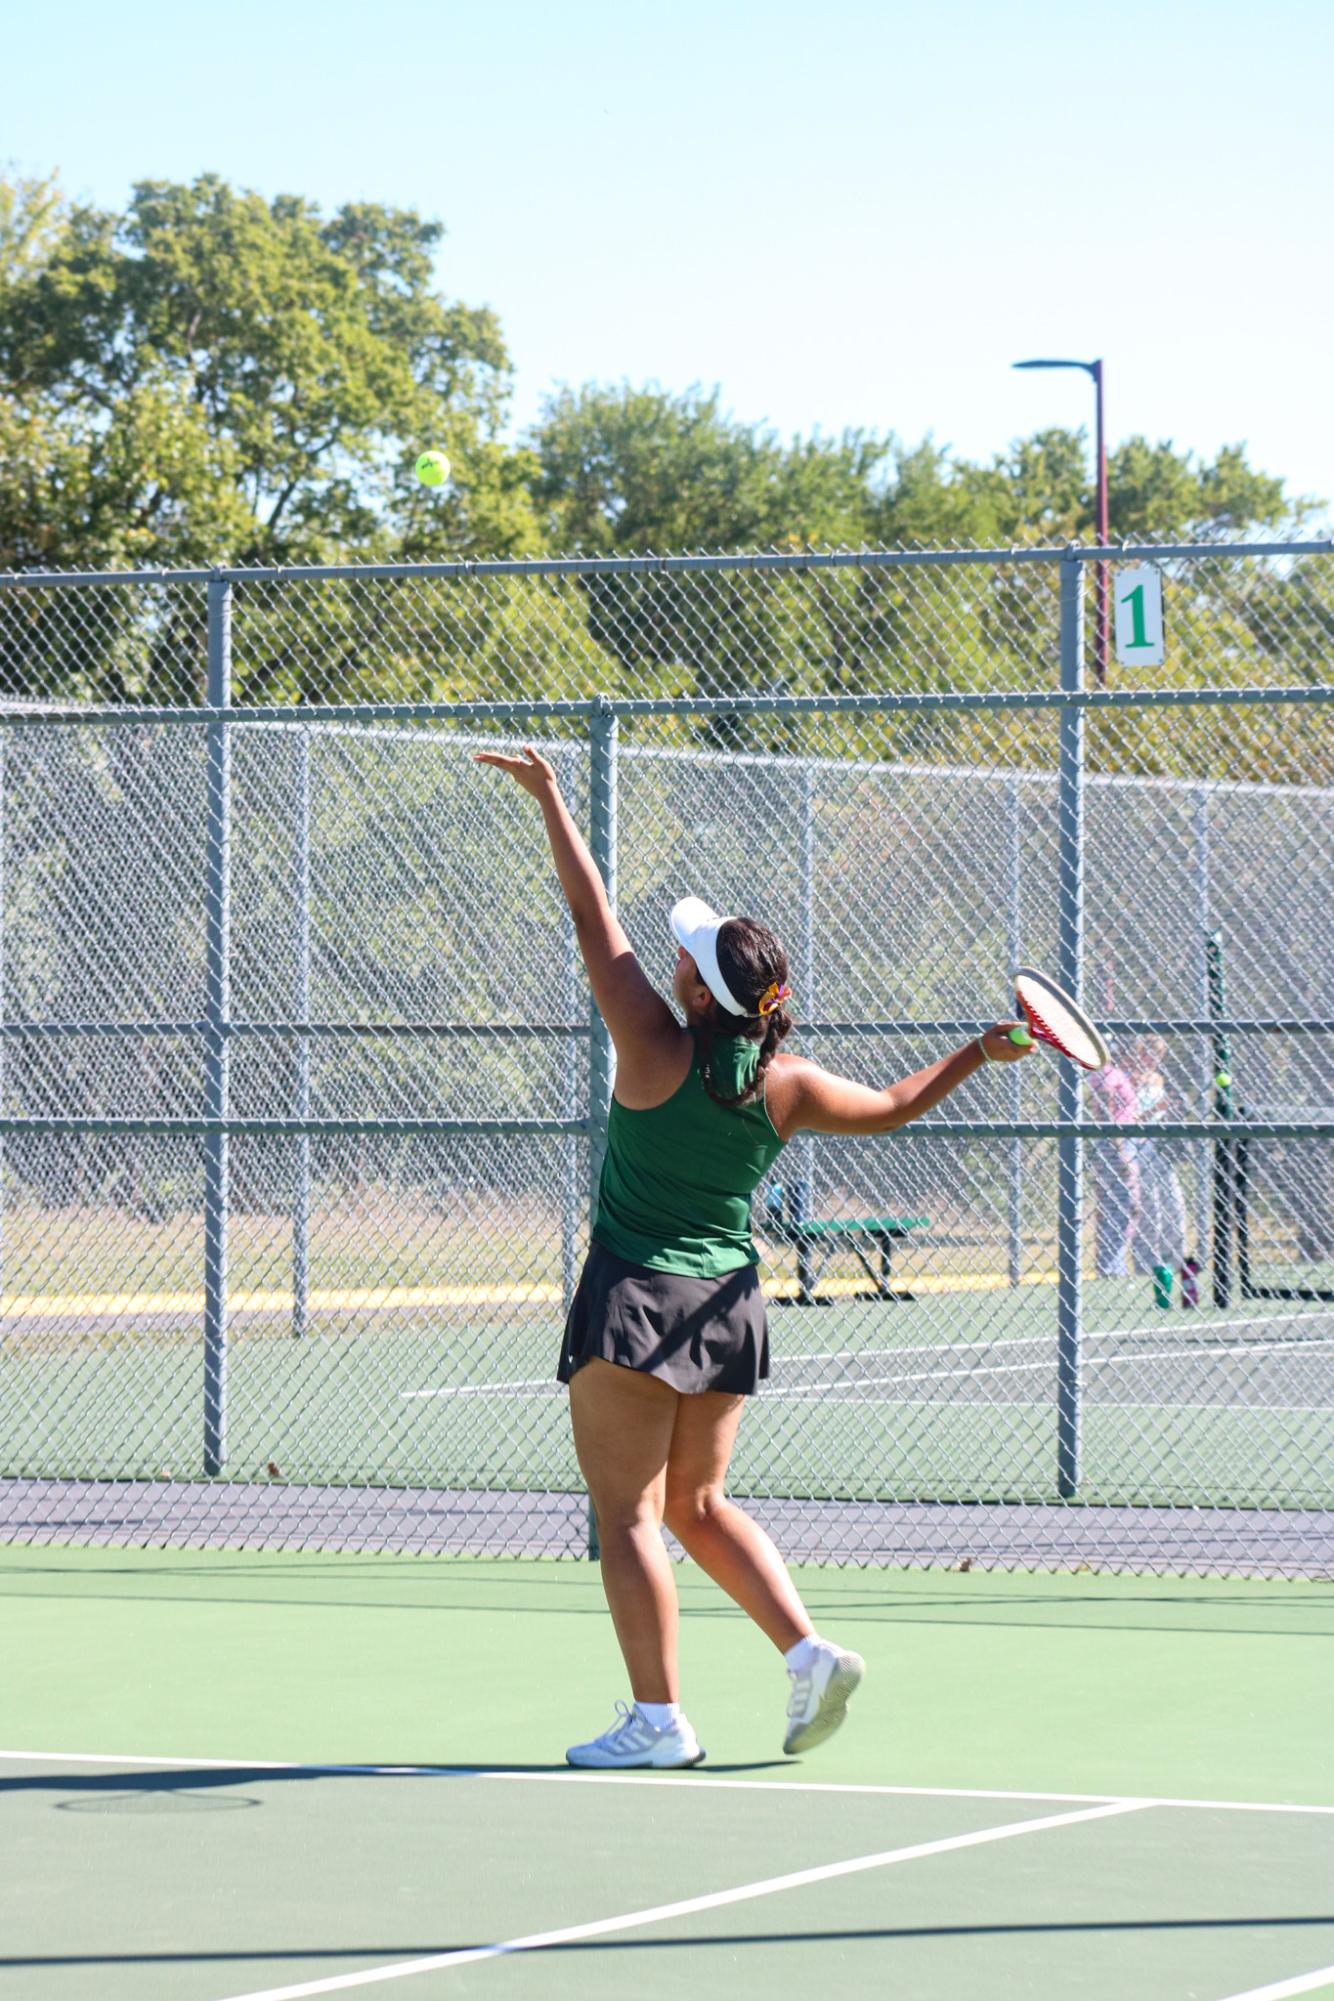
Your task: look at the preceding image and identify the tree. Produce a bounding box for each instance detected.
[529,384,886,742]
[527,388,1316,756]
[874,427,1310,549]
[532,383,885,553]
[0,172,540,576]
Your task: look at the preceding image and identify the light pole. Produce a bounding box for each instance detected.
[1013,358,1108,685]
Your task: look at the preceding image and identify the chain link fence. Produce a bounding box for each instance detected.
[0,542,1330,1573]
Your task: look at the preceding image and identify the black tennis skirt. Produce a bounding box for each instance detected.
[557,1240,770,1396]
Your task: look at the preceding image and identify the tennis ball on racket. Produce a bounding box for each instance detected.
[1215,1070,1232,1089]
[1006,1027,1034,1047]
[415,450,450,487]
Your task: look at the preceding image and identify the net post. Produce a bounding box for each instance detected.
[1006,772,1023,1288]
[203,575,232,1475]
[585,698,619,1560]
[1055,552,1085,1500]
[293,722,311,1339]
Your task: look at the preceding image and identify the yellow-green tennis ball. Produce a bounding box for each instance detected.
[415,450,450,487]
[1215,1071,1232,1089]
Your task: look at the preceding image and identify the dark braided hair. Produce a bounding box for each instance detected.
[695,916,794,1109]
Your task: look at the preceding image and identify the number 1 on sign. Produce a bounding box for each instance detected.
[1121,584,1151,649]
[1114,565,1165,666]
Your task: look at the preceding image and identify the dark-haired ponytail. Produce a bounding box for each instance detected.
[697,1003,794,1110]
[695,916,794,1110]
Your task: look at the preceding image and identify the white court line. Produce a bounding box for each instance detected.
[771,1312,1334,1374]
[402,1328,1334,1408]
[4,1751,1332,1817]
[400,1379,555,1400]
[780,1401,1334,1414]
[396,1312,1334,1408]
[400,1343,1018,1399]
[1093,1314,1332,1343]
[215,1800,1147,2001]
[1211,1965,1334,2001]
[477,1771,1334,1817]
[398,1343,1042,1401]
[765,1335,1334,1398]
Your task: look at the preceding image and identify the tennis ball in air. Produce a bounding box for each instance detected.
[415,450,450,487]
[1215,1071,1232,1089]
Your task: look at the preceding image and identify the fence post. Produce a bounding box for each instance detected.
[293,723,311,1339]
[1055,553,1085,1499]
[793,759,816,1229]
[1191,786,1212,1271]
[1006,772,1023,1287]
[1206,929,1234,1308]
[560,744,581,1316]
[585,699,619,1559]
[203,576,232,1475]
[0,730,5,1316]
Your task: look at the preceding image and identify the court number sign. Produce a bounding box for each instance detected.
[1114,565,1165,667]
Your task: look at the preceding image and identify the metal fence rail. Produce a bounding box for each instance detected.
[0,541,1330,1573]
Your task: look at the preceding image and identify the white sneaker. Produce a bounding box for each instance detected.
[783,1644,865,1755]
[566,1700,706,1770]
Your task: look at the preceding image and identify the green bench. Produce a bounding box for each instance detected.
[764,1200,931,1305]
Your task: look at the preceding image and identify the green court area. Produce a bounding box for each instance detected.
[4,1281,1332,1510]
[2,1549,1332,2000]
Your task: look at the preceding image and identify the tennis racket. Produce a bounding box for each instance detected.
[1008,965,1109,1071]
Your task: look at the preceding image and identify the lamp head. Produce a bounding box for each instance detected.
[1013,358,1098,377]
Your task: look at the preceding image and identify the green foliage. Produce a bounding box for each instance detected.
[873,427,1309,548]
[226,572,630,709]
[1107,437,1296,540]
[0,168,1324,765]
[1,168,1318,586]
[0,171,540,571]
[533,382,885,552]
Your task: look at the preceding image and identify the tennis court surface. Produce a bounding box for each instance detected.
[4,1549,1331,2001]
[6,1280,1330,1571]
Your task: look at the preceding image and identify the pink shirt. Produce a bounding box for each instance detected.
[1091,1064,1137,1123]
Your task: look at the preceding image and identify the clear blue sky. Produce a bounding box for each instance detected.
[8,0,1332,514]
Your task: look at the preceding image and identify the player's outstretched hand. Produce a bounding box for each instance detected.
[474,744,560,799]
[980,1021,1035,1063]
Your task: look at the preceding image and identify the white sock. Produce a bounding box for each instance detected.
[635,1700,680,1731]
[784,1634,827,1672]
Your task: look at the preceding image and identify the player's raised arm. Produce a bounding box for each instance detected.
[474,745,676,1056]
[772,1025,1032,1139]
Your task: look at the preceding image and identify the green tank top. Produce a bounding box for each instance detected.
[593,1030,786,1276]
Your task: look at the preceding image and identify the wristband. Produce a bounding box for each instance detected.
[975,1034,993,1065]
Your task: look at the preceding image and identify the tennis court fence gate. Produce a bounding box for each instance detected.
[0,540,1330,1575]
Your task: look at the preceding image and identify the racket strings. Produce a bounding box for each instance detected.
[1021,998,1067,1053]
[1018,992,1105,1070]
[1014,966,1108,1072]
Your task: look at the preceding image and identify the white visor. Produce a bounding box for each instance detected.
[669,895,747,1015]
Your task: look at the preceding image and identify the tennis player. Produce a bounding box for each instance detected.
[478,745,1033,1769]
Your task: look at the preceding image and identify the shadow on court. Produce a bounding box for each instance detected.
[5,1914,1333,1972]
[1,1759,794,1803]
[6,1557,1331,1640]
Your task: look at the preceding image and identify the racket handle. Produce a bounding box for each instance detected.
[1006,1027,1034,1047]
